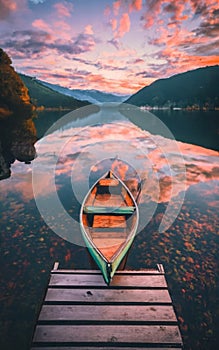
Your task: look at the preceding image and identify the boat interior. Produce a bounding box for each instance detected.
[82,174,137,261]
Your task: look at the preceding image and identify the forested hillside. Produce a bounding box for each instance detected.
[126,66,219,109]
[19,74,90,109]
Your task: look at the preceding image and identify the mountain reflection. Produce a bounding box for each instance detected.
[0,118,36,180]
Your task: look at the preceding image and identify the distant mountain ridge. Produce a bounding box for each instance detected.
[126,65,219,109]
[19,74,90,109]
[38,80,130,104]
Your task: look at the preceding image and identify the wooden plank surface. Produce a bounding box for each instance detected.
[45,287,172,303]
[49,273,167,287]
[33,324,182,344]
[93,215,126,228]
[91,231,127,239]
[39,304,177,322]
[51,269,163,274]
[95,194,124,206]
[32,268,182,349]
[31,347,181,350]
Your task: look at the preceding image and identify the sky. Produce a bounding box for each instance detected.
[0,0,218,94]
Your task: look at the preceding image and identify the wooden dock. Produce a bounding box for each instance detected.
[31,263,183,349]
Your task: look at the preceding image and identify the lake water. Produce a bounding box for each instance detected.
[0,105,219,350]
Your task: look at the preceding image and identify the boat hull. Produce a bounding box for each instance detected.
[80,171,139,285]
[80,223,137,284]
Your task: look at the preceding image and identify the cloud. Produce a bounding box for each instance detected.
[117,12,130,37]
[129,0,142,12]
[1,30,52,58]
[189,0,208,16]
[46,70,90,80]
[72,32,96,54]
[84,72,143,94]
[32,19,52,32]
[110,18,117,32]
[53,2,73,18]
[154,44,219,77]
[113,0,121,16]
[29,0,46,4]
[0,0,18,20]
[163,2,186,22]
[108,38,120,50]
[139,0,219,78]
[104,5,111,17]
[194,20,219,37]
[0,29,96,59]
[141,0,189,29]
[84,25,94,35]
[193,39,219,56]
[130,58,145,65]
[72,56,126,72]
[135,68,164,79]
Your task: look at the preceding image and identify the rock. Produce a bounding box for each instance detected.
[0,141,11,180]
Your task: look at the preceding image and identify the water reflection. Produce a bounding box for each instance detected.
[0,104,219,350]
[0,118,36,180]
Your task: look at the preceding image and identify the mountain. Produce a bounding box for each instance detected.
[37,80,130,104]
[19,74,90,109]
[126,66,219,109]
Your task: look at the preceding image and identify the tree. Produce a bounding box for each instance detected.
[0,48,34,120]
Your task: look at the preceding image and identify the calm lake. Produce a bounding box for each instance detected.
[0,105,219,350]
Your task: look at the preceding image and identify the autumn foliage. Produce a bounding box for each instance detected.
[0,48,34,120]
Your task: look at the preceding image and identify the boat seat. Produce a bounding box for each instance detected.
[98,179,119,186]
[91,230,127,239]
[84,206,135,215]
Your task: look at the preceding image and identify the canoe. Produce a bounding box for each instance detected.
[80,170,139,285]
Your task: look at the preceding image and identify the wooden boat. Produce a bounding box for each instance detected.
[80,171,139,285]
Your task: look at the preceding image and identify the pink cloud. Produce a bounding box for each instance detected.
[53,21,72,40]
[141,15,154,29]
[116,13,130,38]
[84,25,94,35]
[141,0,188,29]
[113,0,121,16]
[104,5,111,17]
[0,0,25,19]
[110,18,117,31]
[129,0,142,12]
[32,19,52,33]
[53,2,72,18]
[158,44,219,76]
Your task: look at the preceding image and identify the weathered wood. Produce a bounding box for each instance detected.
[49,273,167,287]
[99,178,120,186]
[31,347,180,350]
[91,230,127,239]
[33,324,182,344]
[93,215,127,228]
[39,304,177,322]
[53,262,59,270]
[32,268,183,349]
[45,287,172,303]
[51,269,163,274]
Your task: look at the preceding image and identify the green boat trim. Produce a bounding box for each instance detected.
[83,205,136,215]
[80,170,139,285]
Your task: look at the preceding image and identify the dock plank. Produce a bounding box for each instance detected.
[32,347,179,350]
[33,324,182,344]
[49,273,167,287]
[31,268,183,349]
[45,288,172,303]
[51,269,163,274]
[39,304,177,322]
